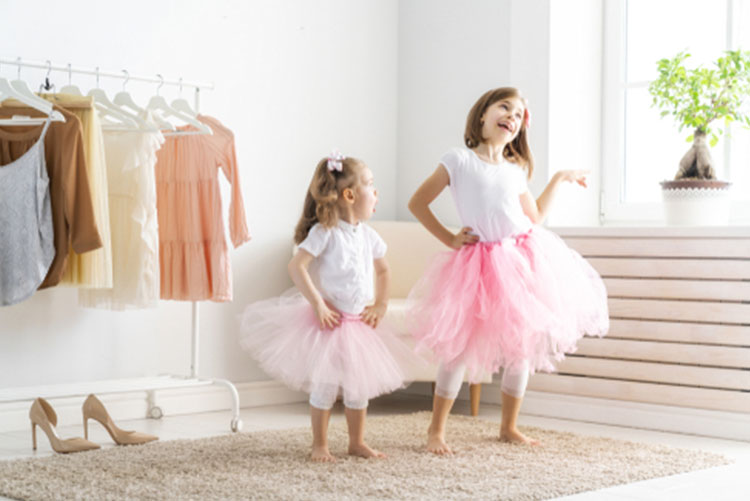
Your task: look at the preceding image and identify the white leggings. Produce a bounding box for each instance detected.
[435,360,530,400]
[309,385,368,410]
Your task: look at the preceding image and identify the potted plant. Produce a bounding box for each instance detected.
[649,49,750,225]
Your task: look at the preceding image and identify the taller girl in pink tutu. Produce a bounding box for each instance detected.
[407,87,609,454]
[240,151,413,462]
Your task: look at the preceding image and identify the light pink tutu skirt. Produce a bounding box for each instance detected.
[239,293,415,403]
[407,226,609,381]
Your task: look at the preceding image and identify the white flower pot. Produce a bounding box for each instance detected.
[660,180,731,226]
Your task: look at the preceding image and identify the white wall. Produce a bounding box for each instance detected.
[397,0,605,228]
[546,0,604,227]
[0,0,605,392]
[397,0,513,225]
[0,0,399,387]
[508,0,552,198]
[396,0,559,223]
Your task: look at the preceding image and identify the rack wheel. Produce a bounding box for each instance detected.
[149,406,164,419]
[231,418,243,432]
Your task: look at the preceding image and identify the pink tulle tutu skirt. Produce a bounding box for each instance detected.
[239,292,415,403]
[407,226,609,381]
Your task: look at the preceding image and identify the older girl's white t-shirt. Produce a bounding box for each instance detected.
[298,220,387,314]
[441,147,532,242]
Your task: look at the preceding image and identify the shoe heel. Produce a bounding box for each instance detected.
[30,397,99,454]
[82,394,157,446]
[83,416,88,440]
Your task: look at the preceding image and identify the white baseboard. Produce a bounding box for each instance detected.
[399,381,750,442]
[484,381,750,442]
[6,379,747,442]
[0,380,307,433]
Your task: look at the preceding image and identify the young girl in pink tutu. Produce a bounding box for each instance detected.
[240,151,414,462]
[407,87,609,454]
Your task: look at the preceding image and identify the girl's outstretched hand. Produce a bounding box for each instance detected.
[450,226,480,249]
[556,169,589,188]
[315,301,341,329]
[361,302,387,328]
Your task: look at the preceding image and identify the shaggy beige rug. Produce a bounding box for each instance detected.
[0,411,730,501]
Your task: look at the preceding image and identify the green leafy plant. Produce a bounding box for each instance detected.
[650,49,750,145]
[649,49,750,180]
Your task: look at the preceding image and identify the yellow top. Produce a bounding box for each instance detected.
[43,93,113,289]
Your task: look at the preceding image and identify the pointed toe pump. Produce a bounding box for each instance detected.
[82,394,158,446]
[29,397,100,454]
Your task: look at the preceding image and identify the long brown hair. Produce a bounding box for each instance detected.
[293,156,363,244]
[464,87,534,180]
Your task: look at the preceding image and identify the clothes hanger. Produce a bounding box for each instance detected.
[147,74,212,135]
[96,102,141,129]
[86,67,141,129]
[170,77,198,118]
[9,58,65,116]
[58,63,83,96]
[0,59,66,126]
[36,60,57,94]
[54,64,133,129]
[113,70,174,131]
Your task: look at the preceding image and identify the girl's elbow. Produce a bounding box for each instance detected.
[532,204,545,224]
[407,196,421,215]
[407,197,415,214]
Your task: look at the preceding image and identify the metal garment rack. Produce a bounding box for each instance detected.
[0,58,242,432]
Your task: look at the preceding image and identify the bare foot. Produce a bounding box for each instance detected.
[348,442,386,459]
[500,428,540,446]
[311,445,337,462]
[426,427,453,456]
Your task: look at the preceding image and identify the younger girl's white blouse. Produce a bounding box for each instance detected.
[298,220,386,315]
[440,147,532,242]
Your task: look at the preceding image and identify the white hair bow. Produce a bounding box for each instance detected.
[327,149,345,172]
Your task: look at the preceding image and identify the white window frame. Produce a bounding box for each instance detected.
[600,0,750,224]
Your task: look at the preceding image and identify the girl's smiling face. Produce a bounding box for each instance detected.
[480,97,525,145]
[352,166,378,221]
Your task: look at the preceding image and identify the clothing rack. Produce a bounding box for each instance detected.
[0,57,214,89]
[0,58,242,433]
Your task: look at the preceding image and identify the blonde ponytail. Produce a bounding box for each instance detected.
[293,156,362,244]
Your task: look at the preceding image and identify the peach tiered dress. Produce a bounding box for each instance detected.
[155,115,250,302]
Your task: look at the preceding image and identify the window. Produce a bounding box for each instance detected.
[601,0,750,223]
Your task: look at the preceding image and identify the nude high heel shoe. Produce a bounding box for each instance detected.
[82,394,158,446]
[29,398,100,454]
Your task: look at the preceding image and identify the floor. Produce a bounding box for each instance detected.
[1,393,748,500]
